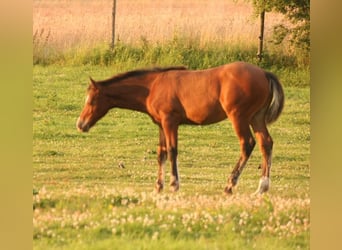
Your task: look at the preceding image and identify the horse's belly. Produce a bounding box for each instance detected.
[183,104,227,125]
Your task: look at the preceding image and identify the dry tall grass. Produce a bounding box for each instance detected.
[33,0,286,51]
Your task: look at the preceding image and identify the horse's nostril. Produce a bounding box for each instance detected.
[76,118,89,132]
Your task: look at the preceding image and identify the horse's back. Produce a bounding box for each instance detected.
[147,67,225,124]
[147,62,270,125]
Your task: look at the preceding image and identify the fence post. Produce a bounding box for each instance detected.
[111,0,117,50]
[257,10,265,61]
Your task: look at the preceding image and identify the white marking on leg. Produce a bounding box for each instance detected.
[155,161,166,193]
[161,162,166,185]
[254,177,270,195]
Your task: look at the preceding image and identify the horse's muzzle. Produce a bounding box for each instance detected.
[76,118,90,132]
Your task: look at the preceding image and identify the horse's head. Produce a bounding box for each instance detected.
[76,78,112,132]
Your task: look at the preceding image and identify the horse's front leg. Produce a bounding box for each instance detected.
[168,146,179,192]
[161,118,180,192]
[155,128,167,193]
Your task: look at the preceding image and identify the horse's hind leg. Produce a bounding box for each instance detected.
[155,127,167,193]
[225,117,256,195]
[251,116,273,194]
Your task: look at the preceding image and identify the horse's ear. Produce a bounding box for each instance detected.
[89,77,98,88]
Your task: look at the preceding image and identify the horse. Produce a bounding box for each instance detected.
[76,61,284,195]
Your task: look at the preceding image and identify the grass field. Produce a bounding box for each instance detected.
[33,0,304,67]
[33,0,310,249]
[33,64,310,249]
[33,0,286,48]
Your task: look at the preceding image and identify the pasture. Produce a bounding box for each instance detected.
[33,0,310,249]
[33,65,309,249]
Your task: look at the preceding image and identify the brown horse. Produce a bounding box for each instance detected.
[76,62,284,195]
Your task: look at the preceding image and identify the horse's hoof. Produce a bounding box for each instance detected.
[155,181,164,193]
[224,186,233,195]
[170,181,179,192]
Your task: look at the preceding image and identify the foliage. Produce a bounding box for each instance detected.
[271,0,310,55]
[244,0,310,60]
[33,0,310,67]
[32,37,309,87]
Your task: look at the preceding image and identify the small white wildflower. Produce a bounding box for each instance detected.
[217,214,224,224]
[121,199,128,206]
[127,214,134,223]
[152,231,159,240]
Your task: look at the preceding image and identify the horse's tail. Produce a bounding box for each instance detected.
[265,71,285,124]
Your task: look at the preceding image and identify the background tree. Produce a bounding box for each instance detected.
[246,0,310,59]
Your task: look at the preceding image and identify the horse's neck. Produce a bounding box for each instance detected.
[107,77,152,113]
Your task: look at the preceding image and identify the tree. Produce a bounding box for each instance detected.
[246,0,310,56]
[271,0,310,54]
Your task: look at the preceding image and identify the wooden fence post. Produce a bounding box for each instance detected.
[111,0,117,50]
[257,10,265,61]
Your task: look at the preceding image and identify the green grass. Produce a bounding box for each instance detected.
[33,38,309,87]
[33,44,309,249]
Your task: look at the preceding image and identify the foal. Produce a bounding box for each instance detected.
[77,62,284,195]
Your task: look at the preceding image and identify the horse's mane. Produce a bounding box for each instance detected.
[97,66,187,86]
